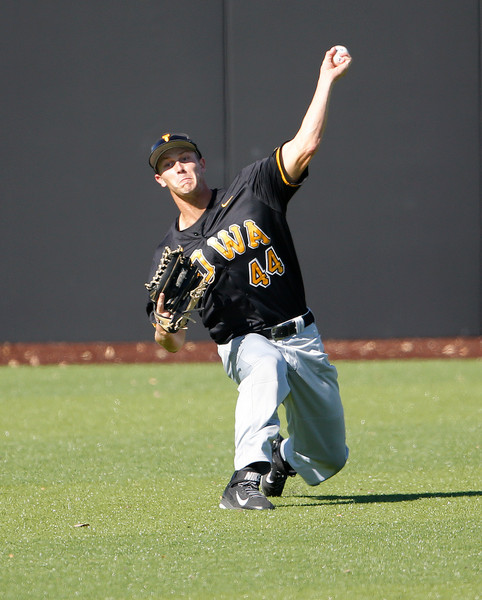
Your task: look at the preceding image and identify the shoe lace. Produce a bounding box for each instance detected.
[239,480,264,497]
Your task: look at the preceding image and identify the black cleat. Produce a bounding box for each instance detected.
[219,469,275,510]
[261,435,296,497]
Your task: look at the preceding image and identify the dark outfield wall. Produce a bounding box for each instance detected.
[1,0,480,342]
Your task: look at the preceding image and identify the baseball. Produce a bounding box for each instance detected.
[333,45,349,65]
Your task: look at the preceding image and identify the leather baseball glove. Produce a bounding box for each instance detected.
[145,246,207,333]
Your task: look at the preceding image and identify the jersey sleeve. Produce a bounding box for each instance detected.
[245,145,308,212]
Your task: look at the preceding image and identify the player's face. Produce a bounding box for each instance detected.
[155,148,206,198]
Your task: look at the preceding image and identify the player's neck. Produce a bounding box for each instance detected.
[174,187,213,230]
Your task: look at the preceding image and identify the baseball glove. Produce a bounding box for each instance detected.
[145,246,207,333]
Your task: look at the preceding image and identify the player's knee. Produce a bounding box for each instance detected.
[308,446,348,485]
[330,444,349,474]
[332,450,348,475]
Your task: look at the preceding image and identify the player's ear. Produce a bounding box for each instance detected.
[199,157,206,172]
[154,173,168,188]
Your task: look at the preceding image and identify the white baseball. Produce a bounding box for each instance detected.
[333,45,349,65]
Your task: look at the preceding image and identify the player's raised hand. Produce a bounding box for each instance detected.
[321,45,352,80]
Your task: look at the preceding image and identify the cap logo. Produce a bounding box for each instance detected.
[162,134,171,142]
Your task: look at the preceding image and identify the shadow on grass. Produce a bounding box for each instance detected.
[288,490,482,506]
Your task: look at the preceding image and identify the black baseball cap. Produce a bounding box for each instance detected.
[149,133,202,172]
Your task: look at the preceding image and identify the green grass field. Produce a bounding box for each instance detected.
[1,359,480,599]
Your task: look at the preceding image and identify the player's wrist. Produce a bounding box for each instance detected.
[154,310,171,331]
[155,326,186,353]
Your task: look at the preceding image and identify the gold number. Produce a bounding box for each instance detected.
[266,247,284,276]
[249,259,270,287]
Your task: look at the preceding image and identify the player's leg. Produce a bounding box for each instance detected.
[218,333,291,509]
[281,324,348,485]
[261,324,347,497]
[218,332,290,469]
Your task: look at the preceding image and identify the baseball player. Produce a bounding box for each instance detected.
[146,46,352,510]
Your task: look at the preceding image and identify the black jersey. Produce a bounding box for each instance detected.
[146,147,309,345]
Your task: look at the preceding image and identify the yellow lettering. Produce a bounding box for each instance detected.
[190,249,215,284]
[244,220,270,249]
[207,225,246,260]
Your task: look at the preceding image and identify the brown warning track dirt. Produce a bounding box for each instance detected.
[1,337,480,366]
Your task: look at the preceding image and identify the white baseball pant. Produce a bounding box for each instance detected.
[217,323,348,485]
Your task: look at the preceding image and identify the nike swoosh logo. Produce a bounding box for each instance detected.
[235,491,249,506]
[221,195,234,208]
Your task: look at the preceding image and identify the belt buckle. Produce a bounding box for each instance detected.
[271,322,294,340]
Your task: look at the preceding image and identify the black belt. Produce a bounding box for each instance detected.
[259,310,314,341]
